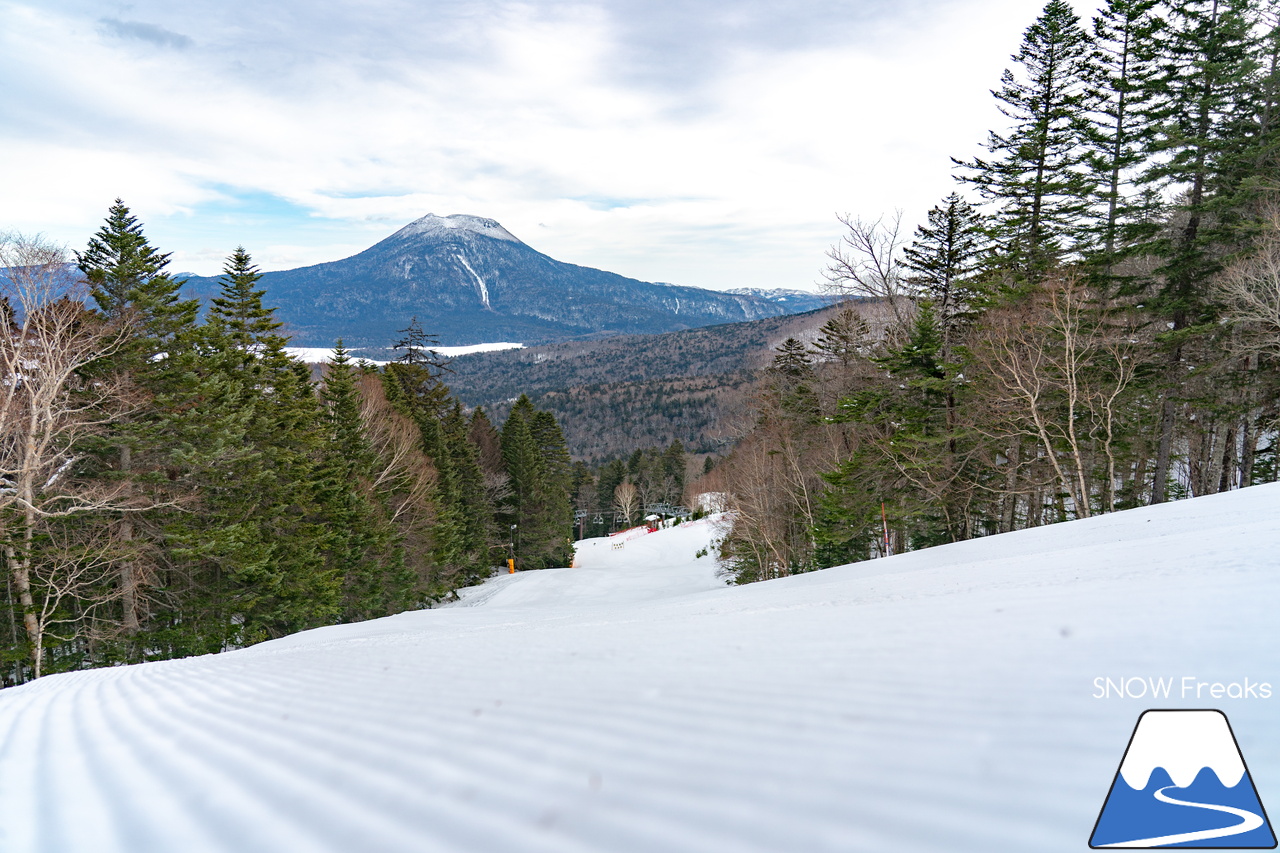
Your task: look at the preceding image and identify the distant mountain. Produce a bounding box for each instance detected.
[724,287,831,313]
[181,214,805,348]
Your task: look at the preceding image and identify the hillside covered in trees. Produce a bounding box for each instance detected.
[702,0,1280,582]
[444,305,847,461]
[0,205,579,684]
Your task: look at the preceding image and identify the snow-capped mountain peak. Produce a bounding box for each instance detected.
[394,213,523,244]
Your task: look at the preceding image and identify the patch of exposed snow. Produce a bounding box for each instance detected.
[285,343,523,364]
[455,253,491,309]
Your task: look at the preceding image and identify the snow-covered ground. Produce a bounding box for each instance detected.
[285,342,524,365]
[2,487,1278,852]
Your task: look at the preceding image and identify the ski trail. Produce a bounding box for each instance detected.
[456,254,491,309]
[1,488,1278,852]
[1098,785,1265,848]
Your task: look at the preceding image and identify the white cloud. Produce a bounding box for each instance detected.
[2,0,1060,287]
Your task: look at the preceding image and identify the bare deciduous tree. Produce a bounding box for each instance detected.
[969,275,1143,519]
[822,211,913,334]
[356,373,436,525]
[1217,207,1280,359]
[0,232,141,676]
[613,481,638,526]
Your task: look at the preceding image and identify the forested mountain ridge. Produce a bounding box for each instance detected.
[442,304,857,461]
[180,214,814,348]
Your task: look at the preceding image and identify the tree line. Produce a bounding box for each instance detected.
[704,0,1280,582]
[0,201,574,683]
[570,442,691,539]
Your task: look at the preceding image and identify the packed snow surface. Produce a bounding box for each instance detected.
[2,486,1279,852]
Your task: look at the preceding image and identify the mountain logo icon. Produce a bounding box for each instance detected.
[1090,710,1277,848]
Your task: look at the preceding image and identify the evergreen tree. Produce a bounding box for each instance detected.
[662,440,687,506]
[76,199,198,352]
[810,305,872,368]
[500,396,573,569]
[1081,0,1164,272]
[391,316,451,377]
[528,409,574,566]
[442,400,494,583]
[501,396,542,565]
[74,201,203,650]
[210,246,282,349]
[596,458,627,525]
[317,343,409,620]
[770,338,818,418]
[954,0,1095,278]
[902,193,989,349]
[1136,0,1261,502]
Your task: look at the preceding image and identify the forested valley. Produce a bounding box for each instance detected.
[702,0,1280,582]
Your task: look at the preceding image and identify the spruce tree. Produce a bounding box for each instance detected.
[442,400,494,583]
[1081,0,1163,272]
[902,193,989,351]
[529,409,574,567]
[75,201,202,650]
[498,396,574,568]
[1137,0,1260,501]
[810,305,872,368]
[954,0,1094,278]
[770,338,818,418]
[77,199,198,351]
[501,396,542,566]
[210,246,282,349]
[596,458,627,526]
[317,342,408,620]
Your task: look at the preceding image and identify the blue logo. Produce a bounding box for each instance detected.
[1091,710,1276,848]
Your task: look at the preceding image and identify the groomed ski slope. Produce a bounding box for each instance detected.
[1,486,1278,852]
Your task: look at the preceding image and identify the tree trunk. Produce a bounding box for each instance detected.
[1217,425,1237,493]
[119,445,140,635]
[1151,392,1177,503]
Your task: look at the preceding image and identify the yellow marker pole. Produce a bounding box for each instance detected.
[507,558,516,574]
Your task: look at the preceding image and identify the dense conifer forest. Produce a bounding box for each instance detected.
[701,0,1280,583]
[0,204,577,684]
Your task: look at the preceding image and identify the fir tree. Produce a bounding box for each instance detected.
[74,201,203,650]
[529,409,574,566]
[902,193,989,350]
[770,338,818,418]
[1137,0,1260,502]
[210,247,282,349]
[76,199,198,351]
[1081,0,1164,272]
[954,0,1095,278]
[810,305,872,368]
[500,396,574,569]
[317,342,408,620]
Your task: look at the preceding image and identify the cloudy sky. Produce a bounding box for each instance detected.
[3,0,1081,291]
